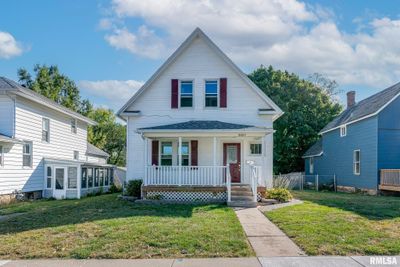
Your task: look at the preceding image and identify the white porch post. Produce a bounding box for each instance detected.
[77,164,81,199]
[178,137,182,186]
[213,136,217,186]
[265,133,273,188]
[144,137,148,185]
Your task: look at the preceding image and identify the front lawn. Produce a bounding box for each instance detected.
[0,194,253,259]
[265,191,400,255]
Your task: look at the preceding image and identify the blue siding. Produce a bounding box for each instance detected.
[378,96,400,171]
[305,117,378,190]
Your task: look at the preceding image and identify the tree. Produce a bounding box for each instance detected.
[18,64,84,112]
[88,108,126,167]
[248,65,342,174]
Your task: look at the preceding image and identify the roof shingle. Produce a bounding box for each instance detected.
[303,139,323,158]
[139,120,254,130]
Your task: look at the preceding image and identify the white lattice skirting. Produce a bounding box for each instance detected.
[146,191,227,202]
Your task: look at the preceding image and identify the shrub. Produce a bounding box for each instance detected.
[109,184,122,193]
[265,188,293,202]
[125,179,143,198]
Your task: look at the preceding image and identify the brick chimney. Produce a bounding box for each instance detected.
[347,91,356,109]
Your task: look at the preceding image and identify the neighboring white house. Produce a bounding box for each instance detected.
[0,77,115,201]
[117,28,283,206]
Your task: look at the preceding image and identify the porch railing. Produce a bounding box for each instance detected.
[144,165,228,186]
[380,169,400,187]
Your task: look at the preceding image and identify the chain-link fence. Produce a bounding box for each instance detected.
[273,173,337,191]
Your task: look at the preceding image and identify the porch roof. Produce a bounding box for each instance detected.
[138,120,270,133]
[0,134,24,144]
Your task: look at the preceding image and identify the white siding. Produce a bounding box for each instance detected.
[125,37,275,184]
[0,95,14,137]
[0,97,89,194]
[86,155,107,164]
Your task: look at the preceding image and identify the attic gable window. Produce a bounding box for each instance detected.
[340,125,347,137]
[205,80,218,107]
[180,81,193,107]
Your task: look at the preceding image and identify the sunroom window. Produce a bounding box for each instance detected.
[161,142,173,166]
[179,142,189,166]
[205,80,218,107]
[180,81,193,107]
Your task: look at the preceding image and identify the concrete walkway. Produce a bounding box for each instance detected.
[1,257,399,267]
[234,207,304,257]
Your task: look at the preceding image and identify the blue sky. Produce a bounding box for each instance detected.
[1,0,400,111]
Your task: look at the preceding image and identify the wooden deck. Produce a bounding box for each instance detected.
[380,169,400,192]
[379,184,400,192]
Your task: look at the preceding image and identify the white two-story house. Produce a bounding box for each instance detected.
[118,28,283,206]
[0,77,114,202]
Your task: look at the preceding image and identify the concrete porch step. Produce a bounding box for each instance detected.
[231,190,253,196]
[231,195,254,201]
[231,186,251,192]
[227,201,257,208]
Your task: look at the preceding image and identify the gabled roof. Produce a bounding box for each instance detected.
[117,28,283,120]
[86,142,109,158]
[320,82,400,134]
[137,120,270,133]
[0,77,96,126]
[302,139,323,158]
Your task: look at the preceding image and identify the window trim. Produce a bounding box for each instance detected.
[67,166,78,189]
[46,166,52,189]
[204,79,219,108]
[179,80,194,108]
[160,141,173,166]
[249,143,263,156]
[22,141,33,168]
[42,118,50,143]
[309,157,314,174]
[340,125,347,137]
[71,118,77,134]
[353,149,361,175]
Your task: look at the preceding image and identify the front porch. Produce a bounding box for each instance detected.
[137,121,273,204]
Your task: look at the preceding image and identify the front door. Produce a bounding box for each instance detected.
[223,143,241,183]
[54,167,66,199]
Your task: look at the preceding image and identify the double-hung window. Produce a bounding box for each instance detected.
[161,142,173,166]
[205,80,218,107]
[180,81,193,107]
[42,118,50,142]
[309,157,314,174]
[0,145,3,166]
[23,142,32,167]
[71,119,77,134]
[68,167,77,189]
[250,143,262,155]
[46,166,52,188]
[340,125,347,137]
[179,142,189,166]
[353,150,361,175]
[73,150,79,160]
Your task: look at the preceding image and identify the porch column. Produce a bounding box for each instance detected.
[77,164,81,199]
[144,137,148,185]
[213,136,217,186]
[264,133,273,188]
[178,137,182,186]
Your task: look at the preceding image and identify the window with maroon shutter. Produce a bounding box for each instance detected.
[171,79,178,108]
[220,78,227,108]
[190,140,198,166]
[151,140,159,165]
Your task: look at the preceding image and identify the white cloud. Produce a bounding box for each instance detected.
[0,31,24,59]
[101,0,400,88]
[78,79,144,110]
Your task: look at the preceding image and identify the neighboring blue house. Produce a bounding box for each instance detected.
[303,83,400,194]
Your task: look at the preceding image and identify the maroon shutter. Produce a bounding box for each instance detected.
[191,140,198,166]
[220,78,227,108]
[151,140,159,166]
[171,79,179,108]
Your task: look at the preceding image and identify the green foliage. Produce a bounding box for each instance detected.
[146,194,163,200]
[265,188,293,202]
[109,184,122,193]
[125,180,143,198]
[248,66,342,173]
[87,108,126,167]
[17,65,126,167]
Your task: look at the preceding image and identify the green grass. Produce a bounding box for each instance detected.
[265,190,400,256]
[0,194,253,259]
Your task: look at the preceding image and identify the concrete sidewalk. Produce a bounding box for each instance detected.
[234,207,304,257]
[1,257,399,267]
